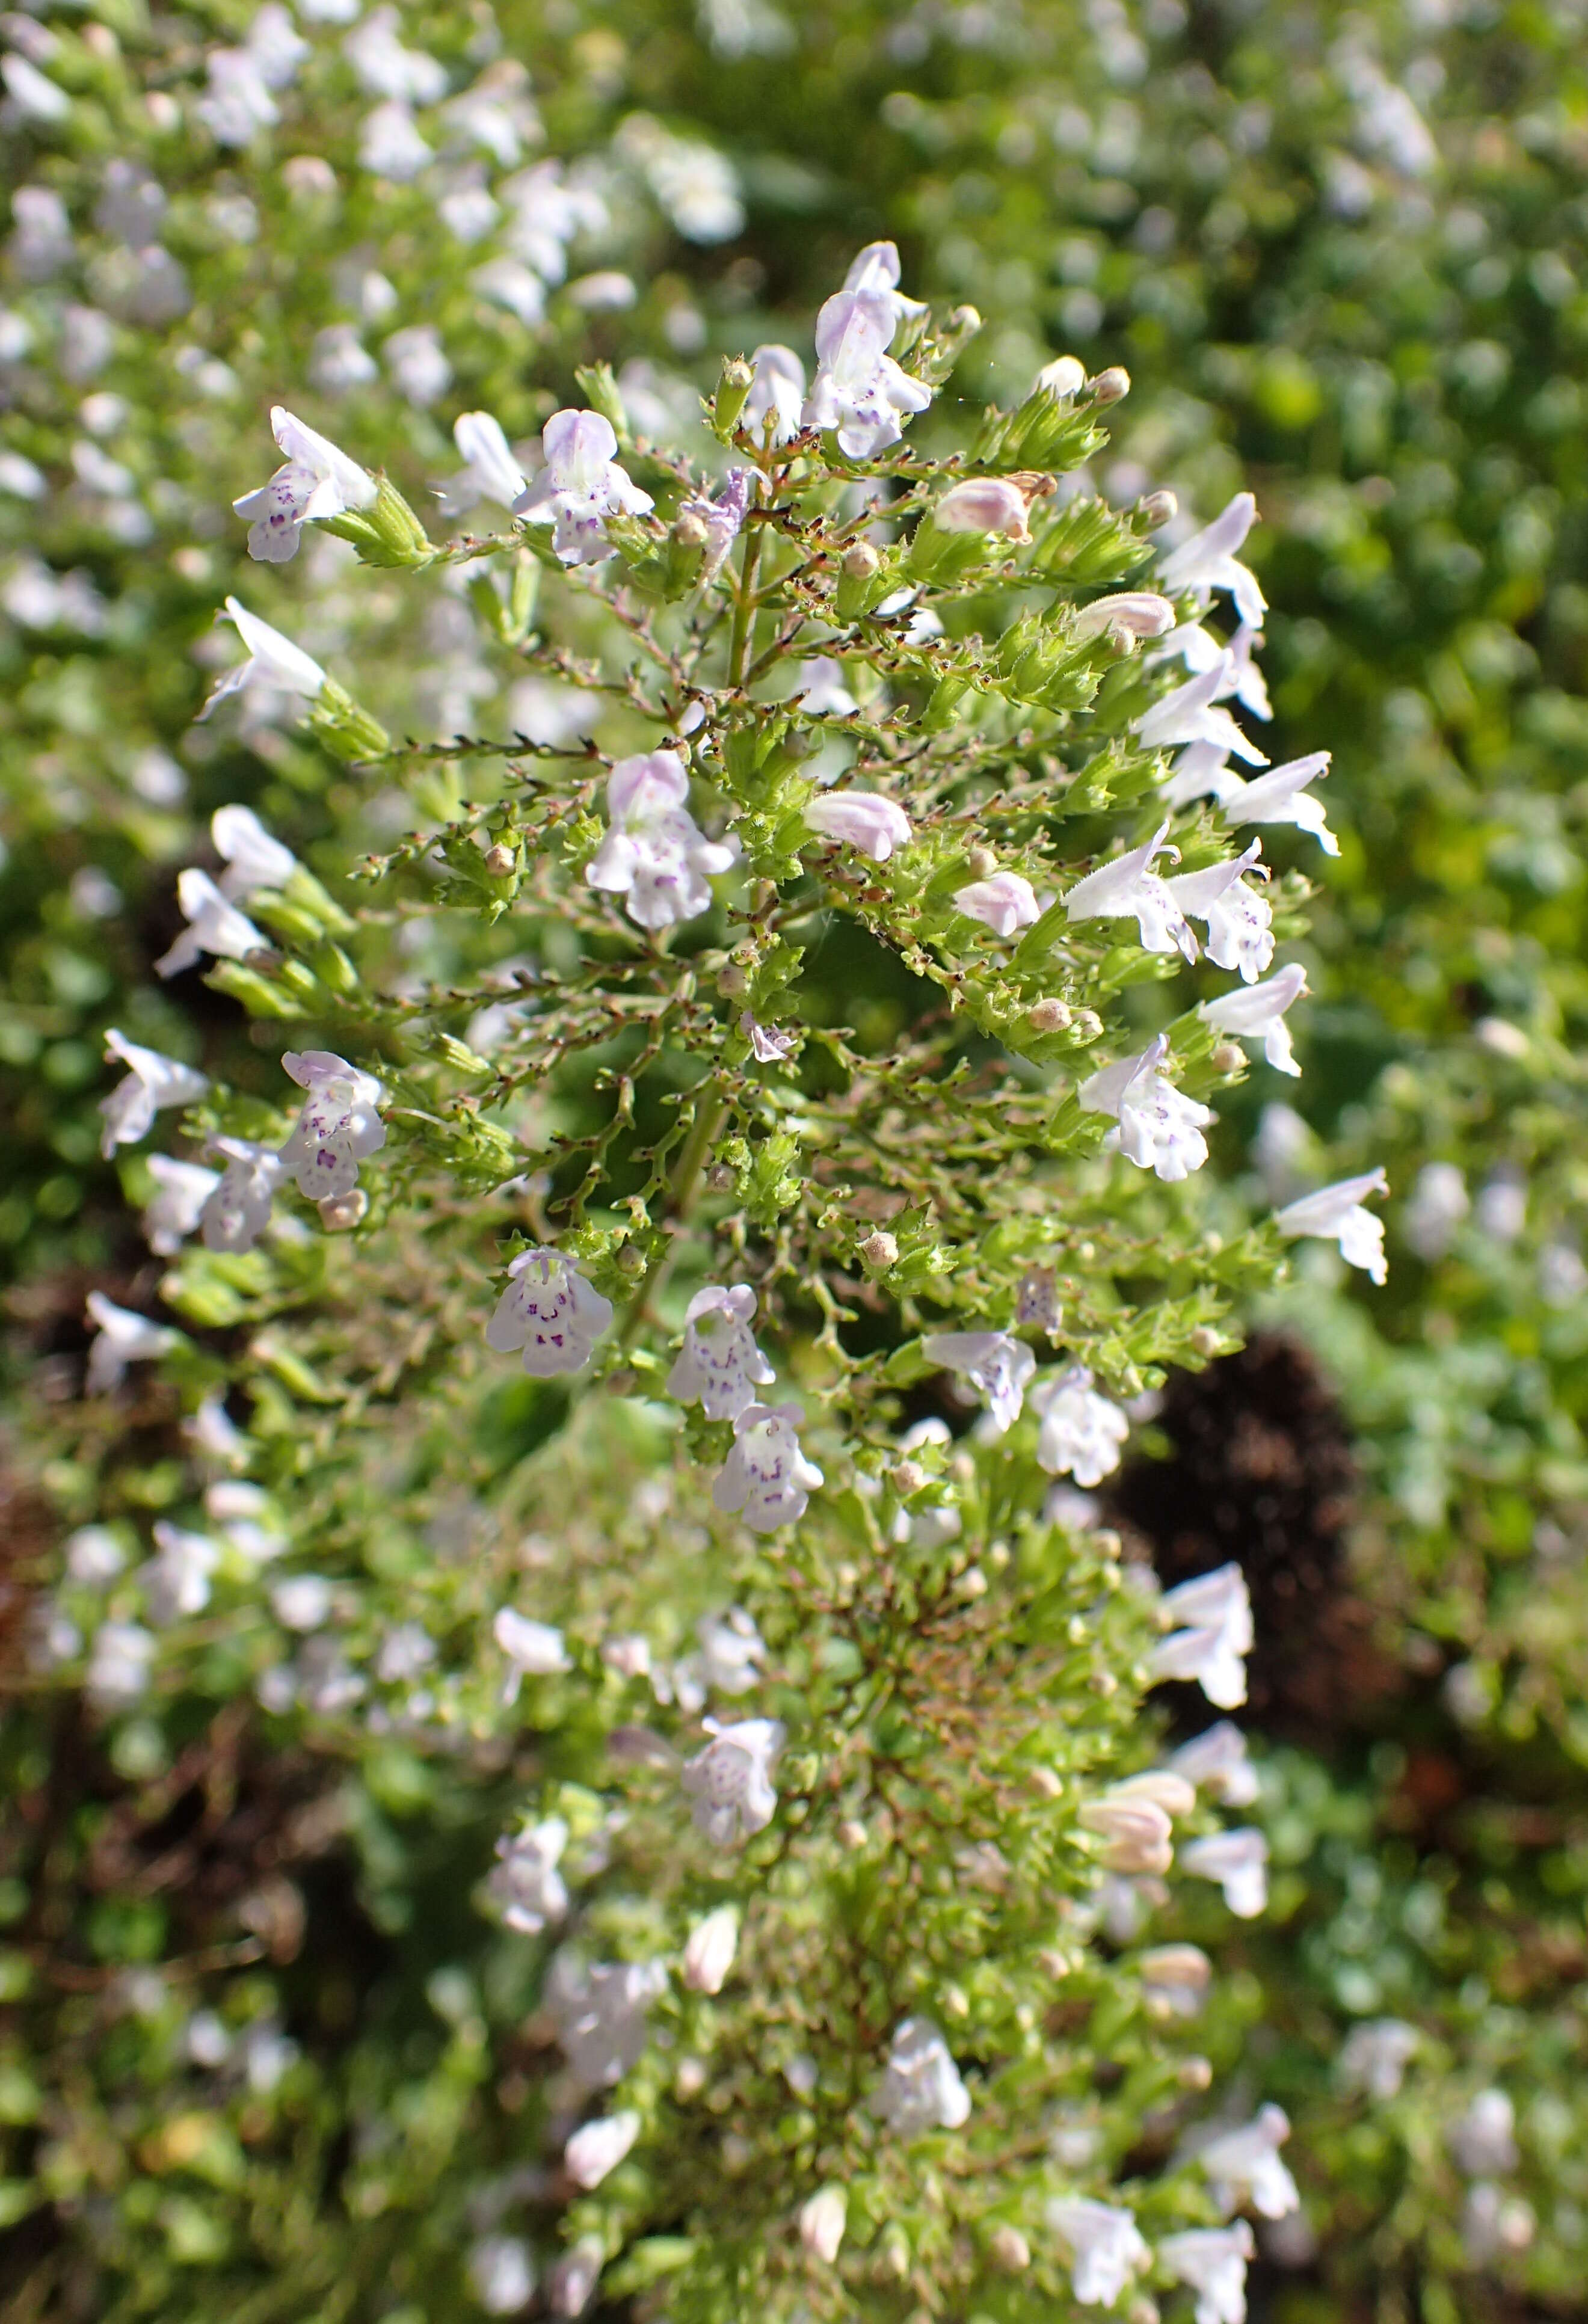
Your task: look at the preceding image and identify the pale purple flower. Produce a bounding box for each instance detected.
[1221,752,1339,856]
[85,1293,179,1394]
[1150,619,1270,720]
[201,600,327,722]
[1149,1564,1253,1709]
[154,868,266,979]
[1180,1827,1270,1919]
[549,1955,666,2088]
[713,1401,823,1532]
[1138,1943,1213,2017]
[488,1814,568,1933]
[358,100,432,179]
[201,1137,286,1252]
[1274,1167,1388,1284]
[99,1029,209,1158]
[564,2111,640,2190]
[667,1284,775,1422]
[1339,2019,1420,2101]
[384,324,451,409]
[85,1618,155,1707]
[1403,1161,1469,1261]
[1449,2088,1518,2175]
[434,411,528,518]
[1072,591,1177,642]
[799,2187,847,2263]
[874,2017,971,2136]
[1029,1366,1130,1487]
[343,5,447,102]
[279,1050,386,1204]
[802,284,932,460]
[743,342,806,442]
[678,464,752,583]
[1045,2198,1151,2307]
[1166,840,1273,982]
[468,2236,535,2318]
[586,750,737,932]
[486,1247,614,1375]
[1159,2223,1255,2324]
[211,804,298,899]
[740,1012,795,1063]
[512,408,653,565]
[1201,962,1308,1075]
[841,239,929,332]
[1080,1036,1214,1182]
[1168,1722,1260,1807]
[1063,821,1196,960]
[680,1715,784,1844]
[934,476,1031,540]
[1136,660,1270,764]
[804,790,912,861]
[141,1155,220,1256]
[953,872,1041,938]
[494,1609,571,1700]
[1158,492,1267,629]
[144,1522,221,1621]
[235,406,377,564]
[922,1330,1035,1434]
[546,2238,604,2318]
[1195,2103,1297,2214]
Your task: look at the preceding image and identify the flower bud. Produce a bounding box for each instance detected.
[842,540,882,580]
[1073,1009,1104,1043]
[989,2226,1031,2273]
[1138,488,1178,529]
[482,842,516,878]
[319,1187,368,1232]
[800,2187,847,2264]
[682,1906,738,1995]
[615,1243,645,1277]
[1035,355,1086,400]
[858,1229,899,1271]
[1027,997,1071,1033]
[1190,1326,1221,1357]
[837,1815,868,1848]
[934,476,1033,541]
[1212,1041,1245,1074]
[1088,366,1131,405]
[1177,2055,1214,2089]
[712,353,754,438]
[964,845,999,879]
[889,1459,928,1497]
[673,508,710,550]
[717,963,749,997]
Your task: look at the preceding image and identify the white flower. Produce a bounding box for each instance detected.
[1046,2198,1151,2307]
[1180,1827,1270,1919]
[1080,1035,1214,1183]
[309,321,379,392]
[1403,1161,1469,1262]
[1168,1722,1260,1808]
[873,2017,971,2137]
[3,52,71,120]
[1339,2018,1420,2101]
[470,254,546,325]
[1137,1942,1213,2017]
[184,1394,248,1465]
[842,239,930,331]
[682,1906,738,1994]
[1149,618,1270,719]
[922,1330,1035,1433]
[1196,2103,1298,2216]
[99,1030,209,1159]
[343,5,447,102]
[802,281,932,460]
[494,1609,570,1700]
[66,1526,127,1585]
[667,1284,775,1422]
[85,1292,179,1395]
[359,99,432,180]
[804,790,912,862]
[206,1481,285,1566]
[680,1716,784,1845]
[1449,2087,1518,2175]
[799,2186,847,2263]
[740,1013,795,1063]
[279,1050,387,1205]
[384,324,451,410]
[1149,1564,1253,1709]
[1166,840,1273,982]
[1063,821,1196,960]
[1159,2222,1256,2324]
[695,1606,766,1695]
[153,868,266,979]
[546,2237,604,2318]
[1221,751,1338,856]
[486,1246,614,1375]
[564,2110,641,2190]
[271,1573,333,1631]
[1158,493,1267,629]
[234,406,377,564]
[743,343,806,443]
[86,1618,156,1707]
[195,48,278,145]
[1136,659,1270,764]
[549,1954,666,2087]
[953,872,1041,937]
[713,1402,822,1532]
[1029,1366,1130,1487]
[200,601,328,724]
[934,476,1032,540]
[468,2236,535,2317]
[1274,1167,1389,1284]
[141,1155,220,1256]
[1201,963,1308,1076]
[488,1814,568,1934]
[201,1137,286,1253]
[512,408,653,565]
[1073,591,1177,642]
[1079,1794,1174,1874]
[212,804,299,899]
[145,1522,221,1622]
[586,751,737,932]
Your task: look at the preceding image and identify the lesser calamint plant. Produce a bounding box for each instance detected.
[82,241,1386,2319]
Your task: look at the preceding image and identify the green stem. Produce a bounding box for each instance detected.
[618,1087,727,1346]
[727,521,763,689]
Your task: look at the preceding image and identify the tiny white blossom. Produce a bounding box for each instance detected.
[586,750,737,932]
[141,1155,220,1256]
[200,599,327,719]
[384,324,450,410]
[842,240,930,331]
[513,408,653,565]
[667,1285,775,1422]
[713,1402,822,1532]
[546,2237,604,2319]
[1222,751,1339,856]
[1138,1943,1213,2017]
[85,1293,179,1395]
[1158,492,1267,629]
[1029,1366,1130,1487]
[1046,2198,1151,2307]
[1403,1161,1469,1261]
[144,1522,221,1622]
[153,868,266,979]
[235,405,377,564]
[494,1609,571,1700]
[1149,618,1271,721]
[211,804,299,899]
[308,322,380,394]
[1449,2087,1518,2175]
[468,2236,535,2317]
[804,790,912,861]
[184,1393,248,1465]
[564,2110,641,2190]
[86,1618,156,1708]
[1073,590,1177,641]
[279,1050,386,1204]
[1079,1794,1174,1874]
[1179,1827,1270,1919]
[1339,2018,1420,2101]
[1196,2103,1298,2216]
[206,1481,285,1566]
[953,872,1041,938]
[488,1814,569,1934]
[1136,659,1270,764]
[1168,1722,1260,1807]
[742,342,805,442]
[682,1905,738,1994]
[549,1954,666,2087]
[740,1012,796,1063]
[201,1137,286,1253]
[922,1330,1035,1433]
[874,2017,971,2137]
[802,275,932,460]
[487,1247,614,1375]
[1274,1167,1389,1284]
[99,1030,209,1159]
[343,5,447,102]
[1064,821,1196,960]
[1159,2222,1256,2324]
[1202,963,1308,1075]
[680,1716,784,1845]
[678,464,752,584]
[358,99,432,179]
[1150,1564,1253,1709]
[3,52,71,120]
[1080,1035,1214,1183]
[271,1573,333,1631]
[799,2186,847,2263]
[934,476,1032,540]
[66,1526,127,1585]
[1166,840,1273,982]
[694,1606,766,1695]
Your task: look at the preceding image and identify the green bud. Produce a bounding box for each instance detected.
[710,354,754,441]
[310,681,392,764]
[322,474,434,568]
